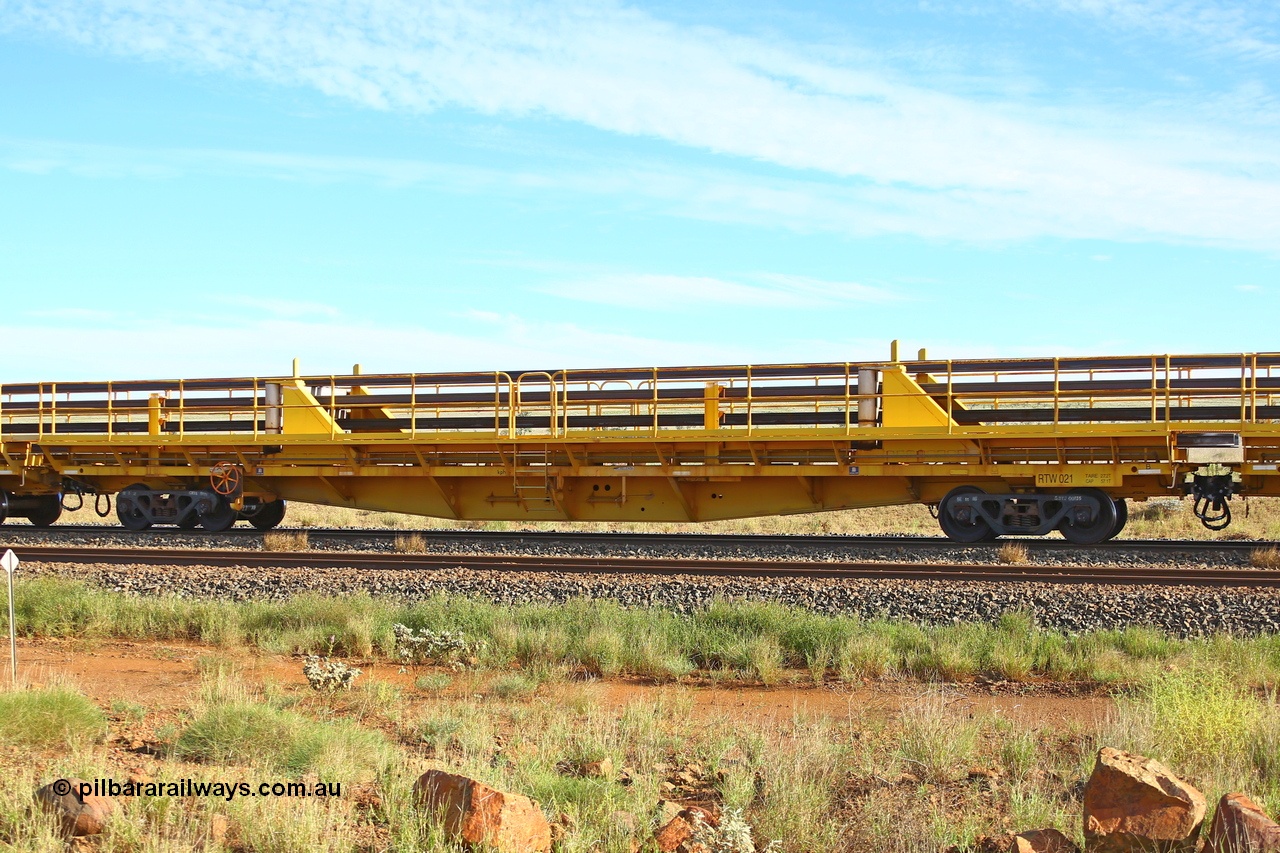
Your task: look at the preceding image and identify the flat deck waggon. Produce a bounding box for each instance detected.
[2,346,1277,544]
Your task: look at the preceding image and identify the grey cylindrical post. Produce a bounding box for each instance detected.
[265,383,283,434]
[857,368,878,427]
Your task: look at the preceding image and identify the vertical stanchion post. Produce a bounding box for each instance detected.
[857,368,878,427]
[2,549,18,688]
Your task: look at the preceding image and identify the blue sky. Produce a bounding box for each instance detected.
[1,1,1277,380]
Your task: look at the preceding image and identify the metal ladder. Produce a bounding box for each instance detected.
[510,445,558,512]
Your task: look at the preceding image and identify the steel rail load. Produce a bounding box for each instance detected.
[2,346,1279,543]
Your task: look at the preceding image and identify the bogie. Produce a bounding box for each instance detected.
[937,487,1121,545]
[104,487,284,532]
[114,486,238,531]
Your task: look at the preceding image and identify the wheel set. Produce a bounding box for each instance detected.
[0,492,64,527]
[937,486,1128,545]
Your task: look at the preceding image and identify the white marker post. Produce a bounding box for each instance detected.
[2,549,17,688]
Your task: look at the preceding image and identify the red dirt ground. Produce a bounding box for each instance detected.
[14,637,1112,731]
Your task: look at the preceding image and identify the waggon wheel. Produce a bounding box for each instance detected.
[116,484,153,531]
[938,486,997,543]
[198,493,237,532]
[1058,488,1118,545]
[27,494,62,527]
[246,500,287,531]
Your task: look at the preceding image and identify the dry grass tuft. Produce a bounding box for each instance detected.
[394,533,427,553]
[262,531,309,552]
[996,541,1029,565]
[1250,547,1280,569]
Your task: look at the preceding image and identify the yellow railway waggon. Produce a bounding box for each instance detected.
[2,347,1279,544]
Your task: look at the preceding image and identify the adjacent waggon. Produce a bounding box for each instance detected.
[2,346,1277,544]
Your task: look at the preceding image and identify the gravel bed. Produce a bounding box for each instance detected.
[22,559,1280,638]
[0,526,1266,570]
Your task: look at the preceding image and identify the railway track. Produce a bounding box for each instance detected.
[2,524,1277,555]
[13,544,1280,587]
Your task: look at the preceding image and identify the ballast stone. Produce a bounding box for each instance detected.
[34,778,117,837]
[413,769,551,853]
[1204,793,1280,853]
[1083,748,1206,853]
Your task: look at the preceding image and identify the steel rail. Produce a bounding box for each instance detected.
[14,545,1280,587]
[2,525,1277,554]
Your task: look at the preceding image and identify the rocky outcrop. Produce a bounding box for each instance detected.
[413,769,551,853]
[1082,748,1206,853]
[1205,793,1280,853]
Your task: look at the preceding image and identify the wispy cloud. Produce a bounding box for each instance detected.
[1035,1,1280,60]
[542,273,901,310]
[0,136,488,186]
[3,1,1280,250]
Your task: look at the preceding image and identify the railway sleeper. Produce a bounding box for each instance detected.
[937,486,1125,545]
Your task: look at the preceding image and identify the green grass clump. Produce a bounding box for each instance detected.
[0,686,107,748]
[1131,665,1265,770]
[176,701,389,778]
[489,674,540,700]
[17,577,1280,690]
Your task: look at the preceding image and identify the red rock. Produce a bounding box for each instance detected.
[654,815,692,851]
[413,769,551,853]
[1205,793,1280,853]
[1010,828,1080,853]
[654,815,708,853]
[1083,748,1206,853]
[34,778,117,837]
